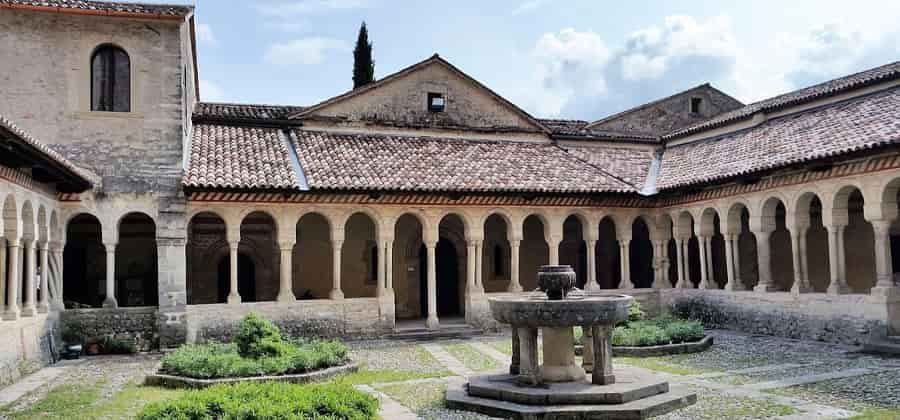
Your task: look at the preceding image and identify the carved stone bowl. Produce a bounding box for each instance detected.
[488,294,633,328]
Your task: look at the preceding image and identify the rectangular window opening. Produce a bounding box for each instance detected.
[428,92,445,112]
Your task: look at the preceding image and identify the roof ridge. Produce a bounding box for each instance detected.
[585,83,718,129]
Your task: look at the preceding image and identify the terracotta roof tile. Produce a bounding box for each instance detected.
[0,114,98,187]
[539,118,659,143]
[185,124,299,190]
[193,102,308,122]
[657,86,900,190]
[289,129,636,193]
[0,0,192,17]
[562,145,655,189]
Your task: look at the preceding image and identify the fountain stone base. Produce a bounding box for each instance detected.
[539,327,585,382]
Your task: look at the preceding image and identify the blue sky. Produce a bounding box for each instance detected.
[177,0,900,121]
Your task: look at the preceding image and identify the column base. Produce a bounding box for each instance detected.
[790,285,811,295]
[276,292,296,303]
[753,284,777,292]
[102,298,118,308]
[227,293,241,304]
[507,283,523,293]
[329,289,344,300]
[698,281,712,290]
[37,303,49,314]
[620,282,635,290]
[426,315,440,330]
[2,307,19,321]
[827,284,850,295]
[869,286,900,300]
[20,306,36,317]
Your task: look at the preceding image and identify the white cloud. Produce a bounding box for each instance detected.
[199,79,226,102]
[196,23,217,45]
[264,37,350,65]
[512,0,546,15]
[258,0,370,16]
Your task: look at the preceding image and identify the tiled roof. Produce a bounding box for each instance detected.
[562,145,656,189]
[539,119,659,143]
[193,102,308,122]
[0,0,192,17]
[0,114,98,188]
[288,129,636,193]
[185,124,299,190]
[538,119,589,135]
[665,61,900,140]
[656,86,900,190]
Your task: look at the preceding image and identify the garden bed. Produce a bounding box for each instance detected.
[145,361,359,389]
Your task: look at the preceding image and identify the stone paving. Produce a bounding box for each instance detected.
[0,330,898,419]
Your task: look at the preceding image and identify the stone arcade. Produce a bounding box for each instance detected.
[1,0,900,384]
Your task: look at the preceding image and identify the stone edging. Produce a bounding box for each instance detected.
[144,361,359,389]
[575,335,714,357]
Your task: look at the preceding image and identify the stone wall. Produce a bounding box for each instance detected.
[0,314,54,387]
[61,307,159,351]
[660,289,890,345]
[185,299,389,343]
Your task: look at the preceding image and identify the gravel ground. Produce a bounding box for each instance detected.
[766,370,900,411]
[349,341,449,374]
[655,384,797,420]
[377,380,500,420]
[711,359,878,385]
[443,343,501,372]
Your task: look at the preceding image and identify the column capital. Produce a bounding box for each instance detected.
[278,241,295,251]
[102,241,117,250]
[870,219,893,236]
[467,239,483,247]
[227,240,239,251]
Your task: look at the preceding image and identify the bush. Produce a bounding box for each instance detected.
[664,319,705,344]
[628,300,645,323]
[100,336,137,354]
[609,318,705,347]
[138,381,378,420]
[235,313,284,358]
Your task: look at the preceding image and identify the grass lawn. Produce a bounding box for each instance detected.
[615,356,710,376]
[0,382,183,420]
[334,367,450,385]
[376,380,447,413]
[443,343,500,372]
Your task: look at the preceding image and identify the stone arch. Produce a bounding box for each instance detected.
[2,193,17,239]
[115,212,158,307]
[392,213,426,319]
[436,213,467,317]
[20,200,35,242]
[186,211,229,304]
[597,215,620,288]
[63,213,105,307]
[483,213,512,291]
[238,208,280,235]
[834,185,876,292]
[37,205,48,243]
[521,211,551,242]
[186,207,230,231]
[292,211,333,299]
[630,216,654,288]
[521,213,549,291]
[342,211,380,298]
[560,214,587,288]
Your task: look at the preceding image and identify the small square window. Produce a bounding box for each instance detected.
[427,92,445,112]
[690,97,702,114]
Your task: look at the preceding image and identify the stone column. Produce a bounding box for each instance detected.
[3,240,20,320]
[581,325,594,372]
[466,240,477,293]
[426,242,439,329]
[277,241,295,302]
[826,224,848,294]
[227,240,241,304]
[753,231,775,292]
[0,238,6,314]
[789,231,809,294]
[548,237,561,265]
[733,234,742,288]
[592,325,615,385]
[516,326,539,386]
[157,235,188,348]
[510,326,520,375]
[724,235,737,291]
[585,239,598,291]
[871,220,896,291]
[697,235,710,289]
[375,240,386,297]
[20,240,36,316]
[704,237,714,288]
[330,239,344,300]
[385,240,394,292]
[675,238,687,288]
[619,240,633,289]
[103,241,117,308]
[799,230,810,292]
[38,242,49,313]
[474,240,484,292]
[509,239,523,292]
[50,243,64,310]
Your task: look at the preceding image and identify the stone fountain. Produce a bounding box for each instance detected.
[445,265,696,419]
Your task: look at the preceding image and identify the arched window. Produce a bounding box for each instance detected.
[493,244,504,277]
[91,45,130,112]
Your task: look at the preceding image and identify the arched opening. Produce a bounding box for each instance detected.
[835,188,876,292]
[239,211,277,302]
[597,217,619,288]
[217,253,255,302]
[116,213,158,306]
[186,211,227,304]
[727,203,757,290]
[91,44,130,112]
[710,214,727,288]
[436,214,467,318]
[63,214,105,307]
[763,198,794,291]
[630,217,653,288]
[294,213,332,299]
[560,215,587,288]
[394,213,424,319]
[796,193,830,292]
[657,214,677,287]
[343,212,378,298]
[483,213,511,292]
[521,215,548,291]
[676,211,700,287]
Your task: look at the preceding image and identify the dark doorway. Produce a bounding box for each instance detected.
[63,214,105,307]
[217,254,256,302]
[436,238,460,316]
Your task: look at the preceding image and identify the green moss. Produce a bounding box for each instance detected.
[335,368,448,385]
[377,380,447,413]
[718,397,797,418]
[486,339,512,356]
[444,343,500,372]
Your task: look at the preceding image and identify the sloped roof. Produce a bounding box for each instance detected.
[194,102,308,122]
[664,61,900,140]
[0,115,97,190]
[0,0,192,18]
[539,119,659,143]
[561,144,656,190]
[656,86,900,190]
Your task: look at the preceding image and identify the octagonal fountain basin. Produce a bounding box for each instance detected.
[488,294,633,328]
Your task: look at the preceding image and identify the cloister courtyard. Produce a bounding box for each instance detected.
[0,330,897,420]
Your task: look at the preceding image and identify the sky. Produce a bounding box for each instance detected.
[174,0,900,121]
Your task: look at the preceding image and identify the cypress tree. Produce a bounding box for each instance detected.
[352,22,375,89]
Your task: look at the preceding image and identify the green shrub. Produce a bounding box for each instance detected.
[633,324,669,347]
[628,300,644,323]
[234,313,284,358]
[138,382,378,420]
[664,319,705,344]
[99,336,137,354]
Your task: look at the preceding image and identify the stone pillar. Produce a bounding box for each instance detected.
[704,237,714,288]
[697,235,710,289]
[592,325,615,385]
[516,326,539,386]
[675,238,687,288]
[3,240,20,320]
[20,240,36,316]
[103,241,117,308]
[724,235,737,291]
[277,241,296,302]
[509,239,522,292]
[541,327,585,382]
[510,325,520,375]
[619,240,633,289]
[375,240,386,298]
[385,240,394,292]
[753,231,775,292]
[466,240,477,293]
[789,231,809,294]
[0,238,6,315]
[426,242,439,329]
[585,239,598,291]
[799,230,810,292]
[38,242,49,313]
[53,245,65,310]
[157,236,188,348]
[330,239,344,300]
[581,325,594,372]
[474,240,484,291]
[733,234,742,288]
[548,237,561,265]
[871,220,897,292]
[227,240,241,304]
[826,224,849,294]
